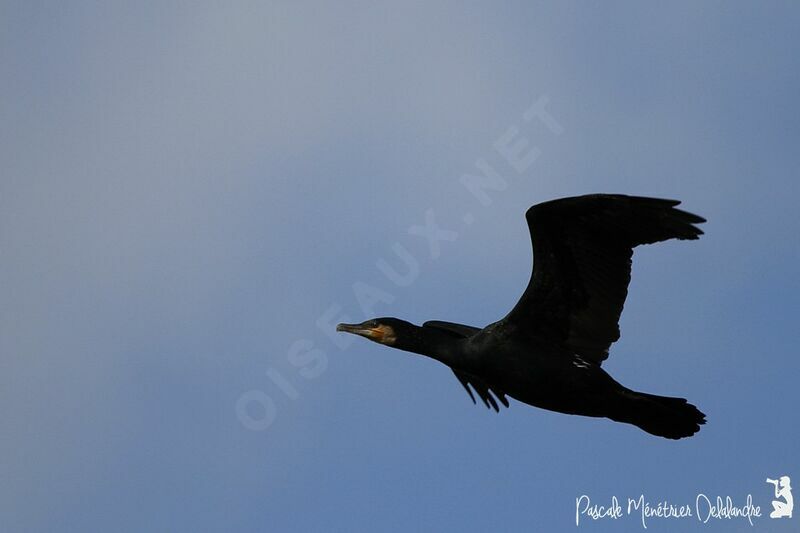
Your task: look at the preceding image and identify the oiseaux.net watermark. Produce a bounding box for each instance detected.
[235,95,563,431]
[575,475,793,529]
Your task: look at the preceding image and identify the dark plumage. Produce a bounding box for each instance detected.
[337,194,707,439]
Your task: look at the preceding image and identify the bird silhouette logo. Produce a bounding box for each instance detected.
[766,476,793,519]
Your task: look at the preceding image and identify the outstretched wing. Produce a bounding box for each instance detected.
[504,194,705,364]
[423,320,510,411]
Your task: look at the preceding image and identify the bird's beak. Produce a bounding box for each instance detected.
[336,322,377,338]
[336,322,361,334]
[336,322,393,344]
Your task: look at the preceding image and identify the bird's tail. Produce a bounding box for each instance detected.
[608,389,706,439]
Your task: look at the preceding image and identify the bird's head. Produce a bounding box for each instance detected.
[336,317,413,346]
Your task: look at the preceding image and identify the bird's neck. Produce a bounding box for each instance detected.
[394,325,461,366]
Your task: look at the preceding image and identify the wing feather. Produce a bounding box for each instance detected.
[504,194,705,364]
[423,320,510,411]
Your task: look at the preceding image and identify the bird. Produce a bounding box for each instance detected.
[337,194,707,439]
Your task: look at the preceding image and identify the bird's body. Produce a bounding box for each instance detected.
[338,194,707,439]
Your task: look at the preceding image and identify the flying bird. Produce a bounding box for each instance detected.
[337,194,707,439]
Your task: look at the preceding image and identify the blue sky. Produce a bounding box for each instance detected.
[2,2,799,532]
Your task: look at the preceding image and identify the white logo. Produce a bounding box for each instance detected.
[574,477,794,527]
[766,475,793,519]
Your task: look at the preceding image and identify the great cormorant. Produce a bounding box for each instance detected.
[337,194,707,439]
